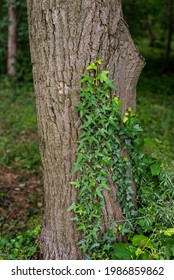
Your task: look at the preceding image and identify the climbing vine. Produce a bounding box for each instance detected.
[68,60,145,257]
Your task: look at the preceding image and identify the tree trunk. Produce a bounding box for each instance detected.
[145,19,155,46]
[0,0,3,18]
[165,0,173,69]
[27,0,145,260]
[7,0,17,76]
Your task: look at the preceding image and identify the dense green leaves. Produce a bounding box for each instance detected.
[68,61,174,260]
[0,225,41,260]
[69,61,146,257]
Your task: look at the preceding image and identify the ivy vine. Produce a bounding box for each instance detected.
[68,60,145,257]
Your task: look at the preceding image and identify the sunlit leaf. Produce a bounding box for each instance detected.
[164,228,174,237]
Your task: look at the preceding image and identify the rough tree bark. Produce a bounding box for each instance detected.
[27,0,145,259]
[7,0,17,76]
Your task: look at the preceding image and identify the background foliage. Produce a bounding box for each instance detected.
[0,0,32,80]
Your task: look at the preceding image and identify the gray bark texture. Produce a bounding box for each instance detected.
[27,0,145,259]
[7,1,17,76]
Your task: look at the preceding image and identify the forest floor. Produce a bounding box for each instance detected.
[0,80,43,241]
[0,168,43,236]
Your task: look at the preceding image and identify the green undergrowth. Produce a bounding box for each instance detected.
[69,61,174,260]
[0,77,40,173]
[137,74,174,164]
[0,77,42,259]
[0,197,43,259]
[136,38,174,164]
[0,224,41,260]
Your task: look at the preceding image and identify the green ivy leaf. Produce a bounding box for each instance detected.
[96,187,103,199]
[101,182,110,190]
[113,97,121,105]
[86,62,98,71]
[122,116,129,123]
[96,70,109,83]
[67,203,76,211]
[96,59,102,65]
[134,124,143,132]
[90,243,100,250]
[80,74,92,83]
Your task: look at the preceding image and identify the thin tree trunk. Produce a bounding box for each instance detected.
[165,0,173,68]
[27,0,144,260]
[145,19,155,46]
[7,0,17,76]
[0,0,3,19]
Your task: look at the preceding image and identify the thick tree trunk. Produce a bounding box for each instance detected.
[7,0,17,76]
[27,0,144,259]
